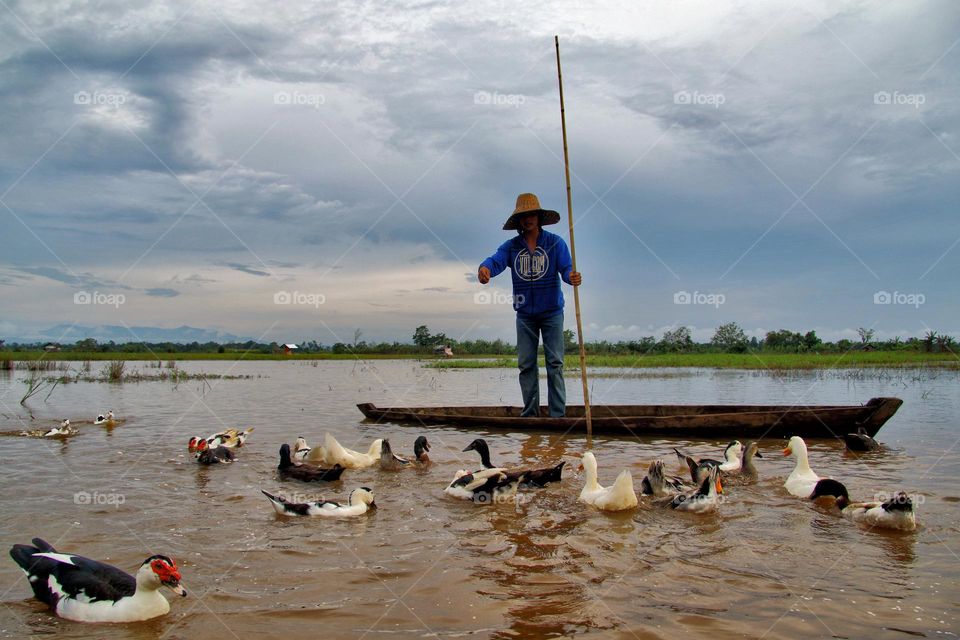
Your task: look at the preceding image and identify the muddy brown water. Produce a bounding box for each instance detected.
[0,361,957,639]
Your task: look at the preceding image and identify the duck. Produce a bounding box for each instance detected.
[738,441,763,479]
[277,443,345,482]
[187,428,254,453]
[8,537,186,623]
[669,466,723,513]
[578,451,638,511]
[94,411,115,425]
[261,487,376,517]
[44,419,76,438]
[783,436,836,498]
[323,433,382,469]
[463,438,565,487]
[207,427,254,449]
[844,426,879,452]
[444,468,528,503]
[414,435,431,466]
[379,439,414,471]
[640,459,688,496]
[674,441,743,484]
[292,437,315,462]
[808,479,917,531]
[195,439,235,465]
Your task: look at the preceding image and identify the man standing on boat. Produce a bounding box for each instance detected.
[478,193,582,418]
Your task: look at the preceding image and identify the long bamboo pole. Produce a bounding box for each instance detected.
[555,35,592,437]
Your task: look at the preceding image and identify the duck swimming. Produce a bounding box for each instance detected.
[444,468,528,503]
[669,466,723,513]
[379,438,414,471]
[809,479,917,531]
[195,439,235,465]
[675,441,743,484]
[844,426,879,452]
[578,451,637,512]
[324,433,382,469]
[463,438,565,487]
[94,411,115,425]
[9,538,186,623]
[277,443,345,482]
[261,487,376,517]
[640,459,688,496]
[44,419,76,438]
[783,436,835,498]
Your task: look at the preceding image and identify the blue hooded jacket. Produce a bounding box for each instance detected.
[480,229,574,319]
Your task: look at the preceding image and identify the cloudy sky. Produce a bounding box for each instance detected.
[1,0,957,345]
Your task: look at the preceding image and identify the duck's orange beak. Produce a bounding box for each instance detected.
[716,478,723,494]
[782,446,792,456]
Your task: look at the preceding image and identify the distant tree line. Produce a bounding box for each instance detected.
[2,325,955,356]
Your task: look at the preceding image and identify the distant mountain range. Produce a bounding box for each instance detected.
[9,324,253,344]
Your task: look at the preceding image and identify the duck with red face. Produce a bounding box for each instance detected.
[9,538,187,623]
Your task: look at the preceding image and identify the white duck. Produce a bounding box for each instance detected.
[94,411,115,425]
[261,487,377,517]
[9,537,186,623]
[323,433,382,469]
[578,452,638,512]
[809,479,917,531]
[783,436,834,498]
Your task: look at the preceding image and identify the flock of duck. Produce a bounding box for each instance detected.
[9,419,915,624]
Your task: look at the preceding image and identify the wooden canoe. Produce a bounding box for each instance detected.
[356,397,902,439]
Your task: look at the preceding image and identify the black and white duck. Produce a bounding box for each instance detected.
[809,479,917,531]
[195,439,235,465]
[668,465,723,514]
[674,441,743,484]
[8,538,186,623]
[463,438,565,487]
[261,487,376,517]
[44,419,76,438]
[444,468,528,503]
[277,443,345,482]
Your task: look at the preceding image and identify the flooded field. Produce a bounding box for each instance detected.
[0,361,957,639]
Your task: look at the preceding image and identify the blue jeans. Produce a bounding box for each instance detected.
[516,312,566,417]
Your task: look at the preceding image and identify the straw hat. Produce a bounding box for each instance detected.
[502,193,560,230]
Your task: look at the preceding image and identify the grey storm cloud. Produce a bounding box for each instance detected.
[1,0,958,341]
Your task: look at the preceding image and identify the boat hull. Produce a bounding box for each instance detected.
[356,397,902,439]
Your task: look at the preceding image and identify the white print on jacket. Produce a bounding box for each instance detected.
[514,247,549,281]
